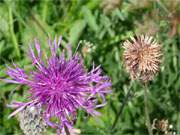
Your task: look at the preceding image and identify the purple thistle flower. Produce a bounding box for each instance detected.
[5,36,111,134]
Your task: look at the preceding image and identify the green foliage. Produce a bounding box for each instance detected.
[0,0,179,135]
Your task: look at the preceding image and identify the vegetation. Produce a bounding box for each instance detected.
[0,0,179,135]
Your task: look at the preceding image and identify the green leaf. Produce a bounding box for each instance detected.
[69,19,86,45]
[82,6,98,32]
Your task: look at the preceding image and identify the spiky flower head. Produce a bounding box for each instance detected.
[152,119,169,133]
[5,36,111,134]
[123,35,162,82]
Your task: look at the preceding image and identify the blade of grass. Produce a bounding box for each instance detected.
[8,5,20,59]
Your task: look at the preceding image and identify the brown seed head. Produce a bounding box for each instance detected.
[152,119,170,134]
[123,35,162,82]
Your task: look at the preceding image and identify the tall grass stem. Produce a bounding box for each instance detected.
[8,5,21,59]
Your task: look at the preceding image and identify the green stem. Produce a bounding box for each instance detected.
[8,5,20,58]
[42,0,48,22]
[143,83,153,135]
[177,111,180,135]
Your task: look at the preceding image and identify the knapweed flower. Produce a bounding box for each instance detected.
[123,35,162,82]
[5,36,111,134]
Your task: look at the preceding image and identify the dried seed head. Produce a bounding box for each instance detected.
[156,119,169,133]
[18,106,47,135]
[123,35,162,82]
[152,118,176,134]
[81,40,94,57]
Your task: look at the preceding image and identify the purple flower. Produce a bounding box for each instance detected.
[5,36,111,134]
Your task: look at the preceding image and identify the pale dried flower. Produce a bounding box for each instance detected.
[152,119,169,133]
[81,40,94,57]
[152,118,176,135]
[18,105,47,135]
[123,35,162,82]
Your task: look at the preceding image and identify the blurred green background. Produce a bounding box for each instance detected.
[0,0,179,135]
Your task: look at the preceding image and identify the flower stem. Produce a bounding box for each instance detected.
[64,125,70,135]
[41,0,48,22]
[143,83,153,135]
[8,5,21,59]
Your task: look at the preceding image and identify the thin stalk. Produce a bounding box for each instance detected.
[177,112,180,135]
[8,5,21,59]
[64,125,70,135]
[41,0,48,22]
[143,83,153,135]
[112,81,134,130]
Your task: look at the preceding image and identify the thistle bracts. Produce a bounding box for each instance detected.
[18,105,46,135]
